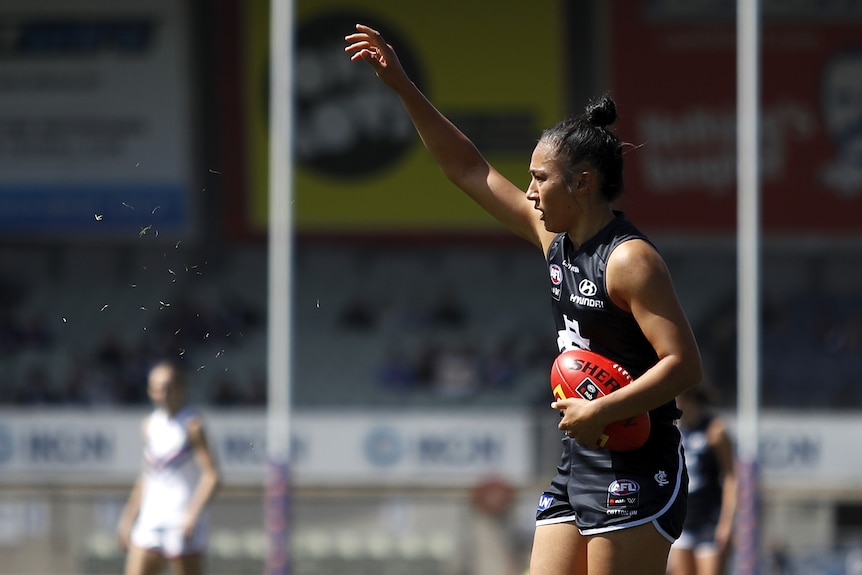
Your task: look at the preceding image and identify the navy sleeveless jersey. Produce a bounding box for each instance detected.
[546,211,681,425]
[680,415,723,524]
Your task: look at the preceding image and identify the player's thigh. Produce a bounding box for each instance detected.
[666,546,697,575]
[169,552,206,575]
[587,522,672,575]
[124,545,165,575]
[530,522,587,575]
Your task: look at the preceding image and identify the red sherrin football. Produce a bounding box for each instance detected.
[551,349,650,451]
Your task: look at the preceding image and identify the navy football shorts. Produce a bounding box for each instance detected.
[535,422,688,543]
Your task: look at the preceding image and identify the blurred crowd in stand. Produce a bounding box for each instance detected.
[697,292,862,409]
[0,276,266,406]
[2,248,861,410]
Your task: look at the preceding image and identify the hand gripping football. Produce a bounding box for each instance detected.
[551,349,650,451]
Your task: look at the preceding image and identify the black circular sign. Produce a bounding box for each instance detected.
[294,13,424,179]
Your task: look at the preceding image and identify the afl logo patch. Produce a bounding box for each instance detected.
[549,264,563,285]
[608,479,640,496]
[578,279,598,297]
[607,479,640,511]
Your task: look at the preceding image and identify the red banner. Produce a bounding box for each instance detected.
[610,1,862,236]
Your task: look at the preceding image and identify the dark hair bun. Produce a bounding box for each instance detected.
[586,96,617,128]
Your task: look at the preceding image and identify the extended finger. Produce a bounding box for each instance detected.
[344,33,371,44]
[350,51,372,63]
[354,23,382,37]
[346,25,383,47]
[344,39,372,53]
[347,49,381,64]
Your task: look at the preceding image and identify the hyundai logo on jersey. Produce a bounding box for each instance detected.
[578,279,598,296]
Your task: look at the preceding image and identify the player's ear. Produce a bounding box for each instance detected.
[574,171,592,193]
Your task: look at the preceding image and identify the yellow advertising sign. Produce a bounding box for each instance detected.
[243,0,564,233]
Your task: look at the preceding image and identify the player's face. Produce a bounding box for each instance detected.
[527,141,576,232]
[148,365,183,413]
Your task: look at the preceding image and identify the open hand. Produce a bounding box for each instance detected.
[344,24,410,90]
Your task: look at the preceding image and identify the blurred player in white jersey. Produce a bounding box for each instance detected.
[117,359,221,575]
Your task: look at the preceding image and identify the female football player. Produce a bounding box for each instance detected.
[117,360,221,575]
[346,24,703,575]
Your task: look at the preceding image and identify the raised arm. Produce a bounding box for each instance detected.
[345,24,545,247]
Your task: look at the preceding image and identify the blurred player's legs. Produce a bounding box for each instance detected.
[124,544,206,575]
[668,547,725,575]
[669,527,726,575]
[166,552,206,575]
[124,545,165,575]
